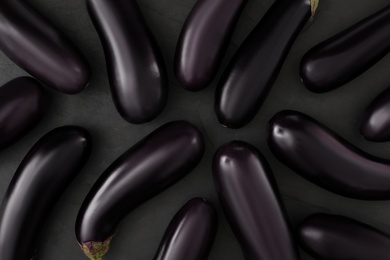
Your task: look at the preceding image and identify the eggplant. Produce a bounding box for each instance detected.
[174,0,247,91]
[0,1,90,94]
[153,198,217,260]
[298,213,390,260]
[87,0,168,124]
[0,126,91,260]
[0,77,47,150]
[301,4,390,92]
[267,110,390,200]
[76,121,204,260]
[361,87,390,142]
[215,0,319,128]
[213,141,298,260]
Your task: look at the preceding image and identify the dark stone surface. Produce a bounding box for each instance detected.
[0,0,389,259]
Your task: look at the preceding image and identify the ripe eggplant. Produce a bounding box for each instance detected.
[267,110,390,200]
[298,213,390,259]
[0,1,90,94]
[361,87,390,142]
[76,121,204,260]
[213,141,298,260]
[0,126,91,260]
[174,0,247,91]
[87,0,168,124]
[0,77,47,150]
[153,198,217,260]
[215,0,319,128]
[301,4,390,92]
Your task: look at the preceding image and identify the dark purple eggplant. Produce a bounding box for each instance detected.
[153,198,217,260]
[301,4,390,92]
[0,126,91,260]
[87,0,168,124]
[213,141,298,260]
[298,213,390,260]
[361,87,390,142]
[76,121,204,259]
[0,1,90,94]
[268,110,390,200]
[0,77,47,150]
[215,0,319,128]
[174,0,247,91]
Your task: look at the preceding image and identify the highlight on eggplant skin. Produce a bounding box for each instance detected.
[301,4,390,93]
[174,0,247,91]
[153,198,218,260]
[213,141,299,260]
[298,213,390,260]
[215,0,319,129]
[87,0,168,124]
[361,87,390,142]
[267,110,390,200]
[76,121,205,260]
[0,126,92,260]
[0,1,90,94]
[0,77,47,150]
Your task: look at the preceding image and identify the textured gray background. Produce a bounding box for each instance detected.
[1,0,390,259]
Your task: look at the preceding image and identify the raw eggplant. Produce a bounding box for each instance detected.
[301,4,390,92]
[361,87,390,142]
[268,110,390,200]
[0,126,91,260]
[175,0,247,91]
[87,0,168,124]
[153,198,217,260]
[0,1,90,94]
[76,121,204,260]
[0,77,47,150]
[298,213,390,260]
[215,0,319,128]
[213,141,298,260]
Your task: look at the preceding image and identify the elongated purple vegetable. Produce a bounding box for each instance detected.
[0,77,47,150]
[153,198,217,260]
[215,0,319,128]
[0,1,90,94]
[298,213,390,259]
[87,0,168,124]
[213,141,298,260]
[301,4,390,92]
[175,0,247,91]
[361,87,390,142]
[268,110,390,200]
[76,121,204,260]
[0,126,91,260]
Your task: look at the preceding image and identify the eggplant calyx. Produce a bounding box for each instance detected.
[79,234,115,260]
[310,0,320,20]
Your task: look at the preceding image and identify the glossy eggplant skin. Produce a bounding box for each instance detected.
[301,5,390,92]
[153,198,218,260]
[298,213,390,260]
[0,126,91,260]
[213,141,298,260]
[0,1,90,94]
[174,0,247,91]
[215,0,315,128]
[0,77,47,150]
[361,87,390,142]
[76,121,204,259]
[87,0,168,124]
[268,110,390,200]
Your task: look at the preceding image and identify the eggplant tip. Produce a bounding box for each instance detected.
[310,0,320,19]
[79,234,115,260]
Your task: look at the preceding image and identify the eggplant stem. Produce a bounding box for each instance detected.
[310,0,320,20]
[79,234,115,260]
